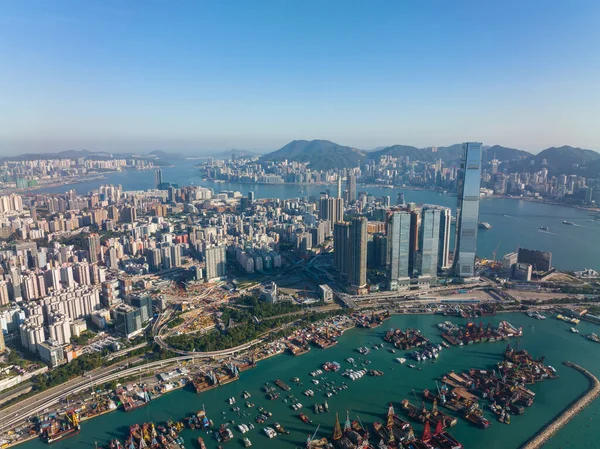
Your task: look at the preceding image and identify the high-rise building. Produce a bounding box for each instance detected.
[348,217,367,288]
[87,233,101,264]
[438,207,452,271]
[417,207,441,278]
[337,176,342,199]
[205,245,227,282]
[333,222,350,276]
[348,174,357,203]
[319,196,344,232]
[386,211,411,290]
[453,142,482,277]
[0,330,4,352]
[154,169,162,188]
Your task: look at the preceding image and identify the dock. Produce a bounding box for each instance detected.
[520,362,600,449]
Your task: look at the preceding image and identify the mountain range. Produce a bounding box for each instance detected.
[259,140,600,175]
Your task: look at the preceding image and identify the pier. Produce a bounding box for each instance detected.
[520,361,600,449]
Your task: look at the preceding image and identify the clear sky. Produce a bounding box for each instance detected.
[1,0,599,155]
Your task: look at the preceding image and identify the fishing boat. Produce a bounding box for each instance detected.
[197,437,207,449]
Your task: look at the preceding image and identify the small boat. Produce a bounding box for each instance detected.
[395,358,406,364]
[408,364,416,369]
[263,427,277,438]
[243,437,252,447]
[563,221,575,225]
[571,327,579,333]
[478,221,492,230]
[539,226,549,231]
[299,413,312,424]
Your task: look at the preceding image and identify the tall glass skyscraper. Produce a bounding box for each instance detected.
[418,207,441,278]
[386,210,411,290]
[454,142,483,277]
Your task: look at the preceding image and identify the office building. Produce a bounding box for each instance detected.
[453,142,482,277]
[386,211,411,290]
[438,208,452,270]
[517,248,552,272]
[205,245,227,282]
[348,217,367,288]
[348,174,357,203]
[417,207,441,278]
[113,303,143,338]
[38,339,65,367]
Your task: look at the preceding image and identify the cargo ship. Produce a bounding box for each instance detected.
[40,411,80,444]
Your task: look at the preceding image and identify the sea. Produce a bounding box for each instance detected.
[18,313,600,449]
[38,161,600,272]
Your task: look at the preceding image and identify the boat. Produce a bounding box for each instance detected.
[571,327,579,333]
[273,422,290,434]
[587,333,600,343]
[408,364,416,369]
[218,425,234,442]
[243,437,252,447]
[197,437,207,449]
[263,427,277,438]
[539,226,549,231]
[478,221,492,230]
[396,357,407,364]
[299,413,312,423]
[563,221,575,225]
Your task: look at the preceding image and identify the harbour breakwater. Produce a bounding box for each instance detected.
[520,361,600,449]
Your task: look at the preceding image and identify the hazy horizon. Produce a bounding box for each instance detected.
[2,1,599,154]
[0,139,597,158]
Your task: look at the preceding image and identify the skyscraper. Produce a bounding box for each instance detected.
[154,169,162,188]
[438,207,452,271]
[337,175,342,199]
[417,207,441,278]
[333,222,350,275]
[205,245,227,282]
[348,217,367,288]
[348,173,357,203]
[454,142,482,277]
[319,196,344,232]
[386,211,411,290]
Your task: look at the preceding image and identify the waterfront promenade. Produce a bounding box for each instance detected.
[520,361,600,449]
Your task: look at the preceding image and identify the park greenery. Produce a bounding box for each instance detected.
[166,305,340,353]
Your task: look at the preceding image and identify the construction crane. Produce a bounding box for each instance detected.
[492,241,501,262]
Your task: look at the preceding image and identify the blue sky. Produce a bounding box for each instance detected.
[1,0,599,154]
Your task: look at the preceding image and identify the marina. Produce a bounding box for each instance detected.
[14,313,600,449]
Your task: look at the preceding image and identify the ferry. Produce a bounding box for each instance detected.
[478,221,492,230]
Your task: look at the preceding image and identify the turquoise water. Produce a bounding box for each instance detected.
[19,313,600,449]
[38,163,600,271]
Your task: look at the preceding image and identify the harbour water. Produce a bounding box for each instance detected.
[39,162,600,271]
[18,313,600,449]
